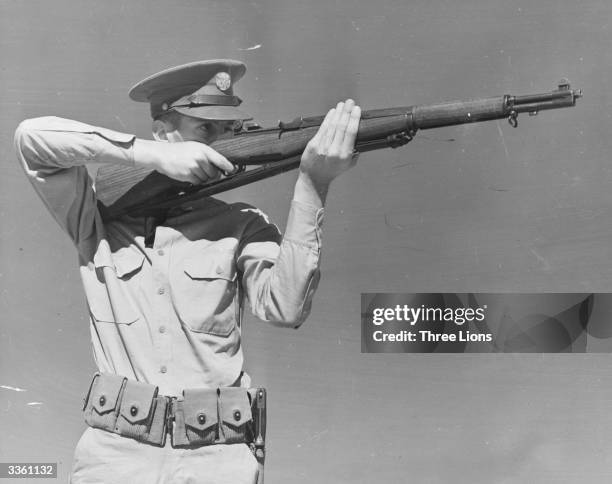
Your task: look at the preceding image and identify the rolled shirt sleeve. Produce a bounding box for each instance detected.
[237,200,324,328]
[14,117,135,246]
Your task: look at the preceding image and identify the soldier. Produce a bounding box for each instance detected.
[14,60,361,484]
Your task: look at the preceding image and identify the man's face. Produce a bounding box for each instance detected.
[168,114,236,144]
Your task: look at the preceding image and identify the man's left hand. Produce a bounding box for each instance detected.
[299,99,361,187]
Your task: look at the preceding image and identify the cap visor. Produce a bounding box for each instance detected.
[173,105,252,121]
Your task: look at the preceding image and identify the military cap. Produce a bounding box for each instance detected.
[129,59,252,121]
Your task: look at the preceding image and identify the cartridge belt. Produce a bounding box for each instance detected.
[82,372,266,448]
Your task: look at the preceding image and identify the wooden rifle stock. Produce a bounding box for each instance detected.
[97,80,581,219]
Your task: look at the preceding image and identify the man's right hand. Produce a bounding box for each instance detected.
[133,139,235,185]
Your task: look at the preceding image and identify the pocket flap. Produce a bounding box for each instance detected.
[112,248,146,278]
[90,373,125,415]
[93,245,145,278]
[219,388,252,427]
[184,254,236,281]
[183,388,218,431]
[118,380,157,424]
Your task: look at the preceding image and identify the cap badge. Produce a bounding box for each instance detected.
[215,72,232,91]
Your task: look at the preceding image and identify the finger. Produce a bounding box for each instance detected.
[330,99,355,149]
[203,146,234,173]
[309,107,335,148]
[325,101,345,140]
[185,174,202,185]
[191,165,210,183]
[197,159,221,180]
[341,105,361,153]
[205,159,231,180]
[323,101,344,147]
[341,98,355,113]
[224,164,241,176]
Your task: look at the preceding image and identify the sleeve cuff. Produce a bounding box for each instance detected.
[284,200,324,249]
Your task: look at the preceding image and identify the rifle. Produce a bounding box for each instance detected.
[96,80,582,219]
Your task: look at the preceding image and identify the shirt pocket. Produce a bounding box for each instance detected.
[170,251,238,337]
[83,246,145,325]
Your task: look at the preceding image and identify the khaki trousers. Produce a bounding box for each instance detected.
[70,427,259,484]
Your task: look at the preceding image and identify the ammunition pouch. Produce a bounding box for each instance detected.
[82,373,266,450]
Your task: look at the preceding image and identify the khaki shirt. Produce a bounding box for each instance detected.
[15,117,323,395]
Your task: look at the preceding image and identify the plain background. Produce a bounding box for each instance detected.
[2,0,612,482]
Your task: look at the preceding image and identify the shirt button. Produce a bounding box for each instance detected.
[159,326,166,333]
[157,249,165,256]
[160,366,167,374]
[158,288,165,295]
[216,266,223,275]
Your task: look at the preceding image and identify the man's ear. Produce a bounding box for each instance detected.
[152,119,169,142]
